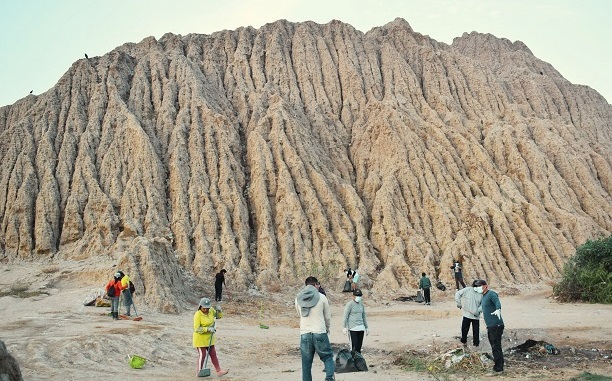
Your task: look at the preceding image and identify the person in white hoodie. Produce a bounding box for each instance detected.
[455,279,485,347]
[295,276,335,381]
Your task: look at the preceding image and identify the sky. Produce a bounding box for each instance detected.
[1,0,610,107]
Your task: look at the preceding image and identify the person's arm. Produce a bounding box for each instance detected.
[455,289,464,307]
[493,292,502,310]
[194,312,204,333]
[295,299,301,316]
[323,298,331,333]
[362,305,368,330]
[342,302,351,328]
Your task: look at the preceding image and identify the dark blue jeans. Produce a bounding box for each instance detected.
[487,325,504,372]
[300,332,335,381]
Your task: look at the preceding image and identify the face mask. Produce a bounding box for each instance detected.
[474,286,483,294]
[354,296,362,303]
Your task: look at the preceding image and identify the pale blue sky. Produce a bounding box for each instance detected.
[1,0,610,106]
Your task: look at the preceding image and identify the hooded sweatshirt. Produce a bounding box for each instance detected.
[295,286,331,335]
[455,287,482,319]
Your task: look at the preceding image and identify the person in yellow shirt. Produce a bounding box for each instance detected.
[193,298,228,377]
[117,271,134,316]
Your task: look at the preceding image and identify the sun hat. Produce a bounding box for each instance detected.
[199,297,212,308]
[114,272,121,278]
[296,285,320,317]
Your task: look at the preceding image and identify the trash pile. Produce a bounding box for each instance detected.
[434,347,491,371]
[82,288,110,307]
[509,339,560,356]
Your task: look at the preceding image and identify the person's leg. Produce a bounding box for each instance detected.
[424,288,431,304]
[351,330,365,353]
[300,333,315,381]
[314,333,335,381]
[206,345,227,375]
[123,290,133,315]
[460,317,470,345]
[459,277,466,288]
[472,319,480,346]
[455,277,460,290]
[196,347,206,372]
[487,325,504,372]
[111,297,119,319]
[215,285,222,302]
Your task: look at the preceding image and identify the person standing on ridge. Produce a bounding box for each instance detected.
[214,269,227,302]
[451,259,466,289]
[419,272,432,305]
[295,276,335,381]
[455,279,485,348]
[477,280,505,375]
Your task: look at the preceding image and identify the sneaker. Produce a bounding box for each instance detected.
[216,369,229,377]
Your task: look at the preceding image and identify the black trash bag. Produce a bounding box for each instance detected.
[342,280,352,292]
[335,349,359,373]
[335,349,368,373]
[353,351,368,371]
[436,281,446,291]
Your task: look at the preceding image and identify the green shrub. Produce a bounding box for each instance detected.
[569,372,612,381]
[553,235,612,303]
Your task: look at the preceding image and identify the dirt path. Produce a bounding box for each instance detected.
[0,264,610,380]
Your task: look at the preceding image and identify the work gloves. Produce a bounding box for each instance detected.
[491,309,502,320]
[207,326,216,333]
[342,328,348,335]
[366,329,369,336]
[196,326,205,334]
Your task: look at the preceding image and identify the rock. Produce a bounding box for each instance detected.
[0,18,610,306]
[0,340,23,381]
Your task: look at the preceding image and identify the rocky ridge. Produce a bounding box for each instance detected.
[0,18,610,311]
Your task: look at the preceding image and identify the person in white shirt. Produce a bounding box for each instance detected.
[295,276,335,381]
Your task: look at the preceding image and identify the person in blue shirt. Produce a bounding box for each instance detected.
[476,280,504,374]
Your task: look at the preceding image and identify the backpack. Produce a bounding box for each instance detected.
[129,281,136,294]
[107,285,116,297]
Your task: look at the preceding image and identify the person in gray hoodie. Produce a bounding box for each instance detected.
[455,279,485,347]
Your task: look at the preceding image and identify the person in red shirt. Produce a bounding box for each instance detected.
[105,272,125,320]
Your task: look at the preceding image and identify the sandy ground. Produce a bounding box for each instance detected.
[0,262,611,381]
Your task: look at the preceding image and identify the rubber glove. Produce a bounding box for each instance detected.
[196,326,205,334]
[457,304,462,309]
[342,328,348,335]
[491,309,502,319]
[207,326,216,333]
[365,329,369,336]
